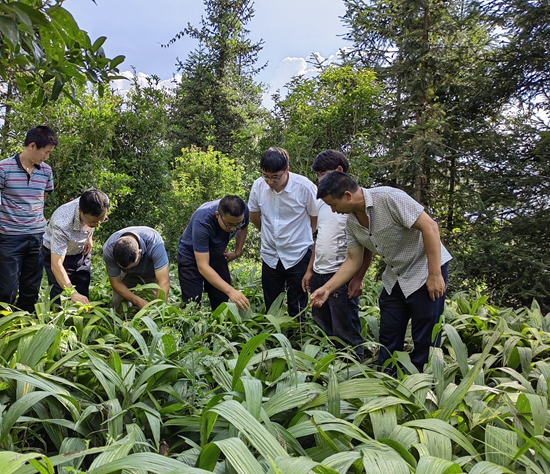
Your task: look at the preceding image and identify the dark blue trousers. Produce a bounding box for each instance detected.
[42,247,91,302]
[178,253,231,310]
[0,233,44,313]
[310,271,364,362]
[262,249,311,319]
[378,263,449,372]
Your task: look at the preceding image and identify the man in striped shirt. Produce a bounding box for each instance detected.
[0,126,57,312]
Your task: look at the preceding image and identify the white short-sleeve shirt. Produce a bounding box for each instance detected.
[346,187,452,297]
[313,200,348,274]
[248,172,318,269]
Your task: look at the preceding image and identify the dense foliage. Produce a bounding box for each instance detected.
[0,269,549,473]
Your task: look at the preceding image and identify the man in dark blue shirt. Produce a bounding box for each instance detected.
[178,195,250,310]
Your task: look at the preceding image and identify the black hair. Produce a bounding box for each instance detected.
[79,189,110,217]
[316,171,359,200]
[260,147,289,173]
[218,195,246,217]
[113,235,140,268]
[24,126,59,149]
[312,149,349,173]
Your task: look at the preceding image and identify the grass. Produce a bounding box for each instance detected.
[0,264,548,473]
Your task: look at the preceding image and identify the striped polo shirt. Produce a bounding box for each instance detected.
[0,154,54,235]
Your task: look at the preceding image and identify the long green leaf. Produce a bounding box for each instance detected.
[214,437,266,474]
[209,400,287,460]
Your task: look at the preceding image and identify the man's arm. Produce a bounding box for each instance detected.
[82,232,93,255]
[109,276,149,309]
[249,211,261,231]
[224,227,248,262]
[195,252,250,310]
[347,248,374,298]
[301,241,316,293]
[310,245,365,307]
[50,254,90,305]
[411,211,445,301]
[309,215,317,234]
[154,265,171,302]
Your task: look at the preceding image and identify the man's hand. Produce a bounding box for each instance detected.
[82,239,92,255]
[223,251,239,262]
[135,296,150,309]
[71,292,90,305]
[301,268,313,293]
[310,287,330,308]
[426,274,446,301]
[348,275,363,298]
[228,289,250,310]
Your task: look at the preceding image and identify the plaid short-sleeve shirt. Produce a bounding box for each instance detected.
[347,187,452,297]
[43,198,92,256]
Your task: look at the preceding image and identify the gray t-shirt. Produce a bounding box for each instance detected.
[103,226,169,279]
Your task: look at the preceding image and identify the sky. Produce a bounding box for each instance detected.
[63,0,350,108]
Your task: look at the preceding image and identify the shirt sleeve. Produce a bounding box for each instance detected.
[248,180,260,212]
[192,221,212,254]
[150,240,169,270]
[304,182,319,217]
[49,224,69,256]
[45,168,54,193]
[346,217,361,249]
[386,190,424,228]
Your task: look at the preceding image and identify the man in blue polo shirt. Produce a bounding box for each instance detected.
[103,226,170,310]
[0,126,58,312]
[178,195,250,311]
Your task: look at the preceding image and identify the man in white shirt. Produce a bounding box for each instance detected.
[311,172,452,372]
[249,147,318,319]
[302,151,370,362]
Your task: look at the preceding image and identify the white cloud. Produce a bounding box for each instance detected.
[112,48,347,110]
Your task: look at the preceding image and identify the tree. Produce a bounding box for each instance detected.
[341,0,550,309]
[0,0,124,107]
[267,64,382,184]
[168,0,266,159]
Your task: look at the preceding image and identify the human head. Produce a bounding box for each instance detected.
[113,235,141,269]
[24,126,58,149]
[218,195,246,217]
[316,171,359,200]
[79,190,110,228]
[260,147,289,173]
[312,150,350,177]
[80,189,110,217]
[217,195,246,232]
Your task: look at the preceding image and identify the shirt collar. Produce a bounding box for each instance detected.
[14,153,41,171]
[363,188,374,210]
[72,203,83,231]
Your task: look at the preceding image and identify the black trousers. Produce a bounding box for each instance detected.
[42,247,91,302]
[378,262,449,372]
[178,254,230,311]
[261,248,311,319]
[0,233,44,313]
[310,271,364,362]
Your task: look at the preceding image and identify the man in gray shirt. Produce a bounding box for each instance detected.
[310,172,452,372]
[103,226,170,309]
[43,189,109,305]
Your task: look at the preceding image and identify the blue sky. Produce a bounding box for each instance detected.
[64,0,349,105]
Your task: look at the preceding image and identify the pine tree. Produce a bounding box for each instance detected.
[168,0,265,158]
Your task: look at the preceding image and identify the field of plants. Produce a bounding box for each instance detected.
[1,265,549,474]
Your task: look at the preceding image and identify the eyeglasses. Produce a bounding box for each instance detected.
[262,171,286,182]
[220,214,244,231]
[82,213,108,228]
